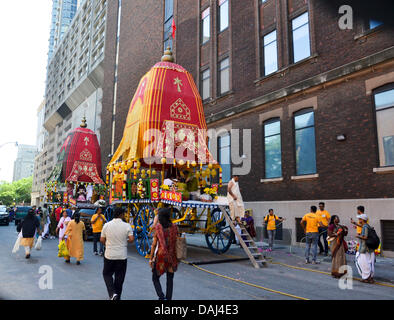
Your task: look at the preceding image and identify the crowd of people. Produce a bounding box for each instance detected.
[299,204,377,283]
[12,202,180,300]
[8,173,381,300]
[226,174,379,285]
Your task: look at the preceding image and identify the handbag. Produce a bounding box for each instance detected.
[176,235,187,261]
[58,240,69,258]
[34,236,42,250]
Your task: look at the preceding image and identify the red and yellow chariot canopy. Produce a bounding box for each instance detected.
[59,121,104,184]
[109,52,218,168]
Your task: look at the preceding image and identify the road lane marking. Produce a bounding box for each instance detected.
[181,260,310,300]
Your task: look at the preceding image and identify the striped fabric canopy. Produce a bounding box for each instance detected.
[48,123,104,185]
[109,60,218,168]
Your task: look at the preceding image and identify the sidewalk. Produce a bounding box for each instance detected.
[184,233,394,284]
[265,244,394,282]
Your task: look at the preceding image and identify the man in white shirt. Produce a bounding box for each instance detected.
[227,175,245,224]
[100,207,134,300]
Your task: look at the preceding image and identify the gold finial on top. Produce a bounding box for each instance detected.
[161,46,174,63]
[80,117,87,128]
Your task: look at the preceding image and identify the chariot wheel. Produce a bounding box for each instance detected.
[133,205,155,257]
[205,207,234,254]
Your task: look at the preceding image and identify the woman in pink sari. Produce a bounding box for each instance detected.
[56,210,71,243]
[149,208,179,300]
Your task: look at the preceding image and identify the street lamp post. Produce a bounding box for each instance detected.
[0,141,18,149]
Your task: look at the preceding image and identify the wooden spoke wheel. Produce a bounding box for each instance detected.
[205,207,234,254]
[133,205,155,257]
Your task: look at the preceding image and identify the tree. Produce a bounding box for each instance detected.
[0,176,33,206]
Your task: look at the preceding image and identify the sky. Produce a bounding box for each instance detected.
[0,1,52,182]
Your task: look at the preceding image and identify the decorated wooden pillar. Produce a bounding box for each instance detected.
[161,158,166,183]
[122,163,127,201]
[133,160,137,180]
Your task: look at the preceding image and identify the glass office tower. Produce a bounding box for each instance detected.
[48,0,78,61]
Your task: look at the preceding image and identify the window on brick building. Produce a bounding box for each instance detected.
[374,84,394,167]
[264,118,282,178]
[294,109,316,175]
[164,0,174,50]
[218,133,231,183]
[201,7,210,44]
[218,57,230,95]
[263,30,278,76]
[201,68,210,101]
[291,12,311,63]
[218,0,229,32]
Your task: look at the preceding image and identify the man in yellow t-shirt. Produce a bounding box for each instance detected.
[263,209,284,251]
[91,207,107,256]
[316,202,331,256]
[301,206,324,264]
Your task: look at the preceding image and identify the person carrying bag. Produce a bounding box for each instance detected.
[149,208,179,300]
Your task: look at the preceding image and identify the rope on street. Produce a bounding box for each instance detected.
[181,260,310,300]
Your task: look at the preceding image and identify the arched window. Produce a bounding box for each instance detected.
[294,109,316,175]
[263,118,282,178]
[374,84,394,167]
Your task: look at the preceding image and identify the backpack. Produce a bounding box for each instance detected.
[264,214,277,223]
[365,225,380,250]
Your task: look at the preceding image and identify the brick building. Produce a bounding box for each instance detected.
[100,1,394,253]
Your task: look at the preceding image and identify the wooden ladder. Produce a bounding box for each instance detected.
[219,206,266,269]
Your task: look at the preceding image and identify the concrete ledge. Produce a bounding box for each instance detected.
[260,177,284,183]
[373,167,394,174]
[382,250,394,258]
[291,174,319,181]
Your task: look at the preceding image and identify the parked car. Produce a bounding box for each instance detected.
[14,206,32,226]
[0,206,9,226]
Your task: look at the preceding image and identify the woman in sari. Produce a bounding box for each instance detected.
[149,208,179,300]
[241,210,256,238]
[56,210,71,243]
[327,215,348,278]
[17,209,40,259]
[62,212,85,265]
[49,207,57,239]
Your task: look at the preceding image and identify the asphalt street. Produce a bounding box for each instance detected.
[1,223,393,300]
